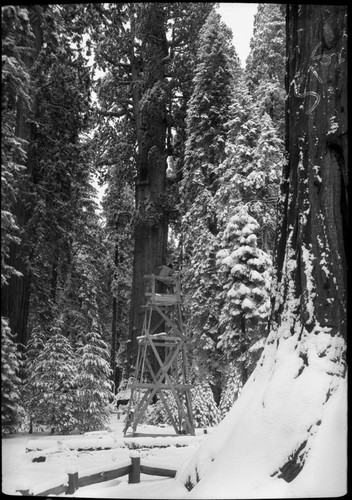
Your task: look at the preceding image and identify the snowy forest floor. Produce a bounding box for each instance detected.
[1,412,206,498]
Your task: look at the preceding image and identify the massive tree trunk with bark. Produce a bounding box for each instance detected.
[127,4,169,369]
[274,4,347,339]
[267,3,348,481]
[1,6,44,348]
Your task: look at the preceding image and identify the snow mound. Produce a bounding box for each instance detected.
[176,324,347,498]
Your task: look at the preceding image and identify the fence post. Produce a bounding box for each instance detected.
[67,472,79,494]
[129,456,141,484]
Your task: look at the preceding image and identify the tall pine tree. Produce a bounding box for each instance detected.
[76,319,114,432]
[180,8,240,400]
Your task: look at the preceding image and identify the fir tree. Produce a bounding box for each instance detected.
[245,4,286,135]
[22,324,46,432]
[63,198,110,350]
[23,317,78,433]
[191,381,221,428]
[145,381,221,429]
[180,8,240,396]
[214,75,255,227]
[101,159,134,387]
[1,317,23,434]
[218,363,242,419]
[216,204,272,383]
[216,105,283,256]
[76,319,113,432]
[144,393,178,427]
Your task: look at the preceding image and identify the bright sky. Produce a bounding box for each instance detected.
[217,3,258,66]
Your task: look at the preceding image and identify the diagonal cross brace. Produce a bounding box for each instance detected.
[129,339,183,427]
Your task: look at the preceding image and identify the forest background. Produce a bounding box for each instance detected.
[1,0,346,445]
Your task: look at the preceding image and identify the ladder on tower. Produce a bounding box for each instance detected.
[123,266,194,436]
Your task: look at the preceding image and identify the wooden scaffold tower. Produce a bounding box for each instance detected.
[124,266,194,436]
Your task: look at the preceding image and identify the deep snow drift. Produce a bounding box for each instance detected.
[176,322,347,498]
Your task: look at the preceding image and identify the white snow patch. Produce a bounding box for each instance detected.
[176,322,347,498]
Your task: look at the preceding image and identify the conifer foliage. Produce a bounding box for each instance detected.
[191,382,221,428]
[1,318,23,434]
[210,4,285,391]
[245,4,286,134]
[145,382,221,429]
[216,205,272,382]
[218,363,242,419]
[76,320,114,432]
[24,317,78,434]
[181,8,241,392]
[1,5,31,287]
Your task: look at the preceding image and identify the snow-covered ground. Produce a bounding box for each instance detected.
[2,358,347,499]
[1,414,205,498]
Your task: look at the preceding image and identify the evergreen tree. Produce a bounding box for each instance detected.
[76,319,114,432]
[22,324,46,432]
[212,9,284,390]
[1,5,42,346]
[62,188,110,351]
[23,317,78,433]
[25,4,93,337]
[97,126,135,387]
[1,6,32,287]
[180,8,241,398]
[245,3,286,135]
[216,204,272,383]
[215,100,283,267]
[145,381,220,429]
[1,317,23,434]
[2,4,94,349]
[218,362,242,419]
[214,76,255,228]
[191,381,221,428]
[144,393,178,427]
[87,3,214,369]
[226,111,283,254]
[252,113,283,251]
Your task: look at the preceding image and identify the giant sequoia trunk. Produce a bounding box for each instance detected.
[1,6,44,348]
[127,5,169,369]
[275,4,347,339]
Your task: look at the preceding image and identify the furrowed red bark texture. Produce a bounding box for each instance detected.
[273,4,347,340]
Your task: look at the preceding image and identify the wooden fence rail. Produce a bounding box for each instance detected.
[16,456,177,496]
